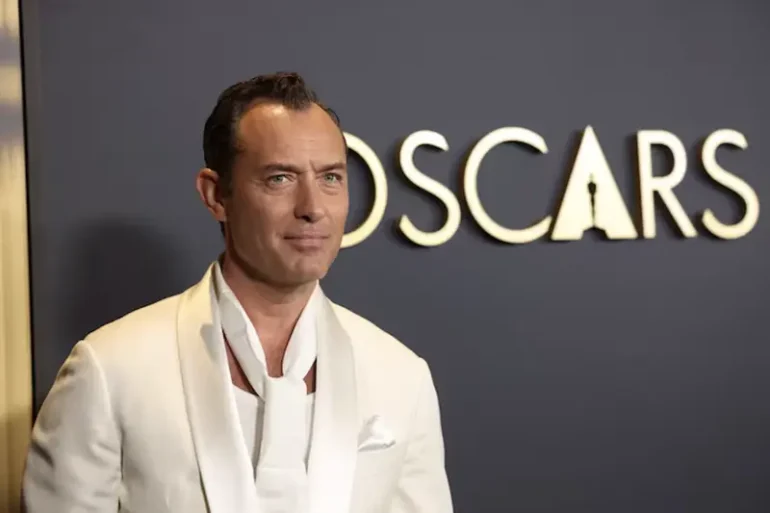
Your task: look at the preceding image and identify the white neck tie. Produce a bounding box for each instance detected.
[215,266,319,513]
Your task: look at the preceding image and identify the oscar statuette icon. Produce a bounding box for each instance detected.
[587,173,609,240]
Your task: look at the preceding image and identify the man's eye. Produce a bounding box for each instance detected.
[268,174,289,184]
[324,173,341,183]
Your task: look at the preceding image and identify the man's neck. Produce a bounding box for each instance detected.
[219,253,316,359]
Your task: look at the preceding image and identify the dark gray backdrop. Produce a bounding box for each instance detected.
[21,1,770,511]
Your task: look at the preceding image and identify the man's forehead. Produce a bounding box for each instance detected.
[239,103,334,133]
[236,103,344,152]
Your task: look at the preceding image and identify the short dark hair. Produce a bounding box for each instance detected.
[202,71,342,194]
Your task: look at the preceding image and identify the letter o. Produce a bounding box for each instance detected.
[342,132,388,248]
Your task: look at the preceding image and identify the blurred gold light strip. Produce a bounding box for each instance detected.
[0,0,32,510]
[0,65,21,104]
[0,0,18,38]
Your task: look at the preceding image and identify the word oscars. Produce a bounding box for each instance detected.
[340,126,759,248]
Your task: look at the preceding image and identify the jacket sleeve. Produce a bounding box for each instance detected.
[388,358,454,513]
[22,340,122,512]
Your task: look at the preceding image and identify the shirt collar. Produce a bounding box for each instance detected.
[212,259,321,375]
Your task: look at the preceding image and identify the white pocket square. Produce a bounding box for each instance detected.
[357,414,396,451]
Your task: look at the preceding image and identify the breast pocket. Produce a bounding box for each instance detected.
[353,442,405,504]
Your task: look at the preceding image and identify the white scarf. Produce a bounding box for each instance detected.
[213,262,321,513]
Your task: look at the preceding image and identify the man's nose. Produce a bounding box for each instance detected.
[294,178,324,223]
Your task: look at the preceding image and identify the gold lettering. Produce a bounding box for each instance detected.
[337,127,756,248]
[398,130,461,246]
[551,126,638,240]
[700,129,759,239]
[341,132,389,248]
[637,130,696,238]
[463,127,552,243]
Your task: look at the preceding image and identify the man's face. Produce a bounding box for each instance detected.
[223,102,349,288]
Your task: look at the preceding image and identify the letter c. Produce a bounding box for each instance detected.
[463,127,552,243]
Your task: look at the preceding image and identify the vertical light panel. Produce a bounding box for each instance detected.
[0,0,32,511]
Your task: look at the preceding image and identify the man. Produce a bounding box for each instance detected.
[22,72,453,513]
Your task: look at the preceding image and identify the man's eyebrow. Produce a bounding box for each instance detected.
[316,162,347,173]
[261,162,302,173]
[260,162,346,173]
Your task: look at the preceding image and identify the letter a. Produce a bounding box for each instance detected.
[551,126,638,240]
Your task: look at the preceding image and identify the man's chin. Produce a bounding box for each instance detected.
[280,263,329,287]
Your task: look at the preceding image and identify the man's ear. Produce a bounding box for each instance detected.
[195,168,227,223]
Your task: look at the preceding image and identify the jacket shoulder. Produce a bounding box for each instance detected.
[330,301,426,373]
[82,293,183,360]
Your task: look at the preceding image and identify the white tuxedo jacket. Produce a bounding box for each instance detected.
[22,265,453,513]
